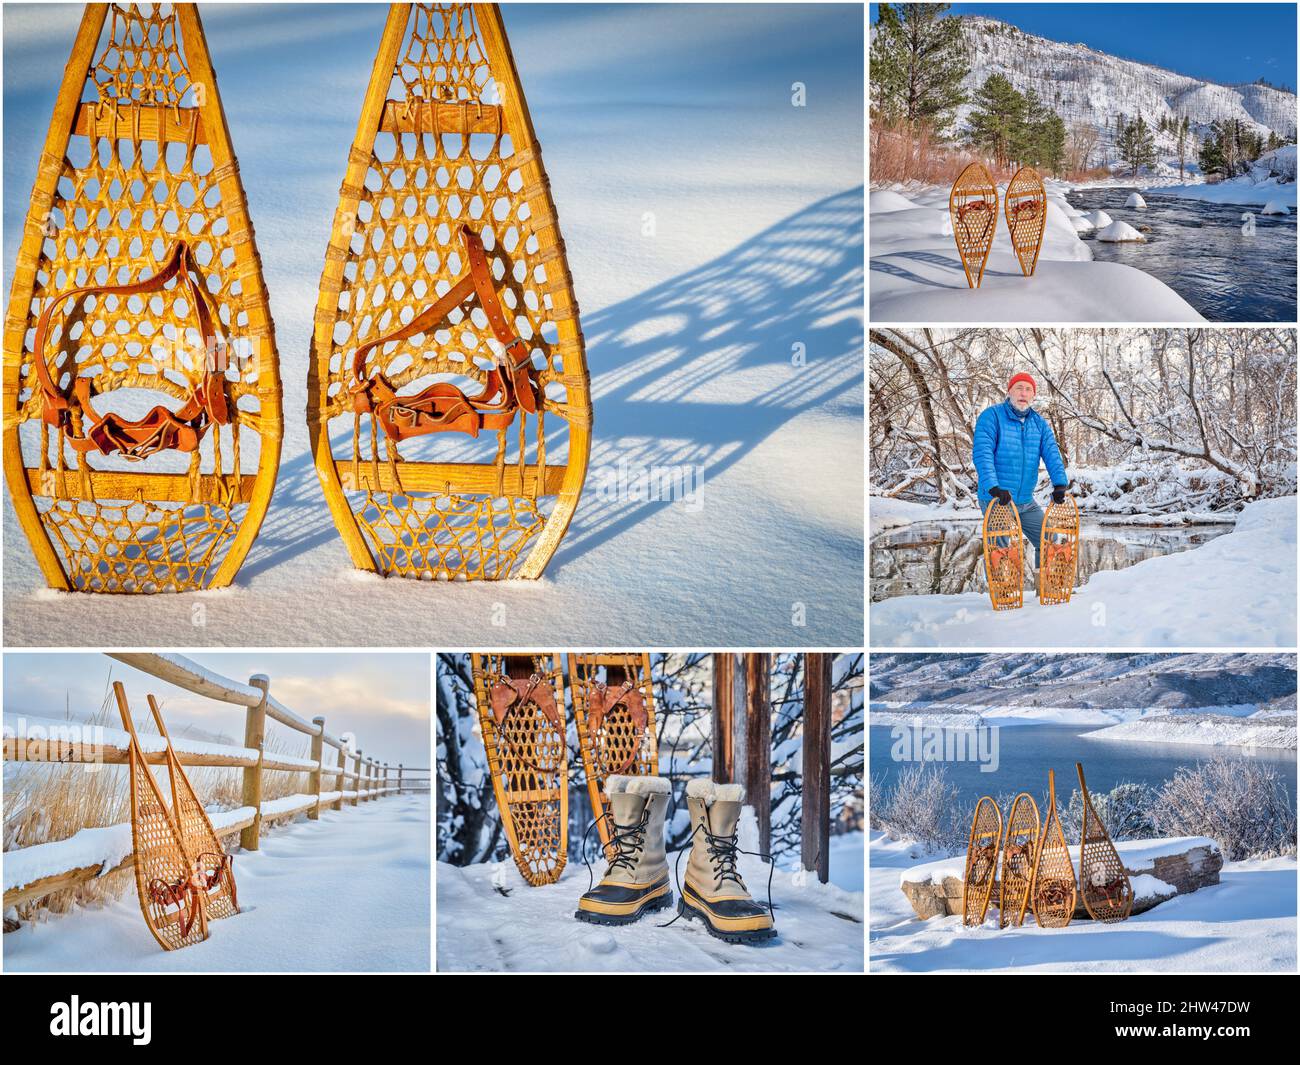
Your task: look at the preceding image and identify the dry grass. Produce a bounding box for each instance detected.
[4,684,321,924]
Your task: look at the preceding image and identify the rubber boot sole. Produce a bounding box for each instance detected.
[573,890,673,926]
[677,896,777,944]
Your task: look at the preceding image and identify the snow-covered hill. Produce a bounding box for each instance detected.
[954,16,1297,150]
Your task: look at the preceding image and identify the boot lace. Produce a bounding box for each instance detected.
[659,819,777,933]
[580,805,651,893]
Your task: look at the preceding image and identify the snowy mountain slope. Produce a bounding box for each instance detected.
[869,652,1297,711]
[953,16,1297,147]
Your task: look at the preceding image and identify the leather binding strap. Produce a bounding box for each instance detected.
[587,681,648,775]
[32,240,229,460]
[350,224,539,442]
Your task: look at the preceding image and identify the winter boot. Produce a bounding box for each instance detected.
[677,780,776,944]
[574,774,672,925]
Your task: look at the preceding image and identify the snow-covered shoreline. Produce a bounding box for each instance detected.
[1085,715,1297,751]
[870,496,1297,648]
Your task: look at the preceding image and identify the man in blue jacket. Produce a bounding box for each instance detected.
[972,372,1070,570]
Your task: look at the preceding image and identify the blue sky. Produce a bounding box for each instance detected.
[870,3,1298,88]
[3,653,430,767]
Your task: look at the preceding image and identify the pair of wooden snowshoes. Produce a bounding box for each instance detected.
[982,494,1079,611]
[470,653,658,885]
[962,763,1133,930]
[112,681,240,951]
[5,3,589,594]
[950,163,1047,287]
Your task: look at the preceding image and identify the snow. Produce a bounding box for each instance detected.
[871,831,1295,973]
[1087,210,1114,228]
[1097,219,1145,242]
[437,830,864,972]
[1085,716,1297,750]
[1262,200,1291,216]
[1126,192,1147,209]
[869,181,1202,323]
[868,495,980,535]
[870,496,1297,648]
[2,3,865,648]
[3,793,431,972]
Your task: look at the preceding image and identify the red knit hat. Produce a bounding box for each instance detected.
[1007,372,1037,395]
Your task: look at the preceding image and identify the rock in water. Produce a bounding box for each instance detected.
[1098,220,1146,242]
[1261,200,1290,216]
[1126,192,1147,208]
[1087,209,1114,228]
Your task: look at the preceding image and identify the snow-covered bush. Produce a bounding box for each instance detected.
[874,764,966,853]
[1059,781,1159,842]
[1150,758,1298,861]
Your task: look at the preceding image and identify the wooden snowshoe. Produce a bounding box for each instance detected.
[3,4,281,593]
[962,795,1002,926]
[112,682,209,951]
[999,792,1040,928]
[1031,769,1078,929]
[982,500,1024,610]
[471,653,568,885]
[146,694,239,921]
[1005,166,1047,277]
[1038,494,1079,605]
[309,3,591,581]
[571,653,658,856]
[1076,763,1133,923]
[949,162,998,288]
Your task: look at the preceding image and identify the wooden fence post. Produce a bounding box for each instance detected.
[398,763,404,794]
[711,653,739,783]
[309,716,325,820]
[744,653,772,854]
[352,750,362,806]
[334,742,346,810]
[241,675,269,851]
[801,653,832,883]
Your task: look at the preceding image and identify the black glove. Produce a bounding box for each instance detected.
[1052,485,1067,504]
[990,487,1012,506]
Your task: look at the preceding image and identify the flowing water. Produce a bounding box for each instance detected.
[871,519,1232,602]
[1065,188,1297,322]
[869,722,1297,814]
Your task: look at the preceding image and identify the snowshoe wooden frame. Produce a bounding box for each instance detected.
[999,792,1039,928]
[112,681,209,951]
[1031,769,1077,928]
[1038,494,1079,605]
[146,693,239,922]
[471,652,568,885]
[3,3,282,593]
[982,499,1024,610]
[1076,762,1133,923]
[949,162,998,288]
[962,795,1002,926]
[1005,166,1046,277]
[309,3,591,582]
[571,652,658,855]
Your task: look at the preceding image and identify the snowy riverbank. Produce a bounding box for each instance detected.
[869,831,1297,973]
[870,496,1296,648]
[869,180,1203,322]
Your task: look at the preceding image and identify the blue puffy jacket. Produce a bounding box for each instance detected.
[972,399,1068,505]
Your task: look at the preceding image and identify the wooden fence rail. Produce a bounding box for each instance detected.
[2,652,419,909]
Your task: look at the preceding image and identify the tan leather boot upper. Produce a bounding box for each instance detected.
[685,786,754,899]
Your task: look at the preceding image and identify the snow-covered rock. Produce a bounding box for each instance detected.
[1262,200,1290,216]
[1086,209,1113,228]
[1126,192,1148,209]
[1097,220,1145,242]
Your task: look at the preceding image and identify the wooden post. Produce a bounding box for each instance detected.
[801,653,832,883]
[352,750,362,806]
[334,742,346,810]
[711,653,738,783]
[241,675,269,851]
[309,717,325,820]
[398,763,404,794]
[744,653,772,854]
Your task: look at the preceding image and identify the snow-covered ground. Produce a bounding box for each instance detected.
[1085,714,1297,750]
[2,793,431,972]
[1143,146,1297,208]
[1,4,865,647]
[436,832,864,972]
[869,180,1203,323]
[870,830,1297,973]
[870,496,1297,648]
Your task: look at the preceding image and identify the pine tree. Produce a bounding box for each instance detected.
[967,74,1025,165]
[1116,113,1155,177]
[869,3,969,136]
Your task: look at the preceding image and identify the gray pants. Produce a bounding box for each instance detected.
[983,498,1044,568]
